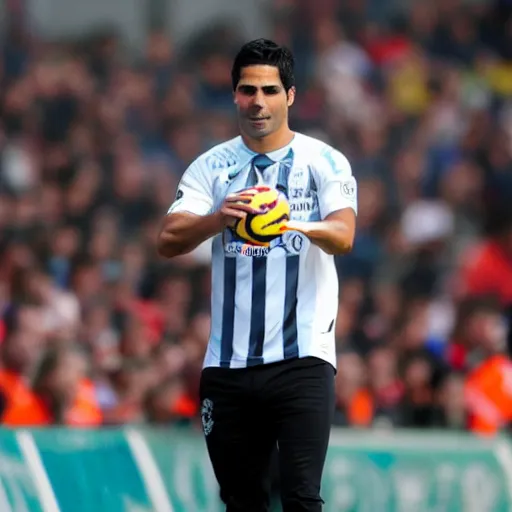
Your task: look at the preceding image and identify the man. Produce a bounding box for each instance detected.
[157,39,357,512]
[458,205,512,356]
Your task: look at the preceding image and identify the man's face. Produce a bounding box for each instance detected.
[234,65,294,140]
[468,311,507,353]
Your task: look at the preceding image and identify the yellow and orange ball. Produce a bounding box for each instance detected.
[233,186,290,246]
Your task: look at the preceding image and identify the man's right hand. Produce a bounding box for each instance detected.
[217,187,270,228]
[158,186,272,259]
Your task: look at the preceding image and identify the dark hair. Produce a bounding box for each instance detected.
[231,38,295,92]
[32,345,84,423]
[451,295,501,340]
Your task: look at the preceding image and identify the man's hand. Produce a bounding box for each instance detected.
[218,188,270,228]
[158,186,272,259]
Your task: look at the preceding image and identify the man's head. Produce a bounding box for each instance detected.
[455,297,506,354]
[231,39,295,140]
[2,304,45,374]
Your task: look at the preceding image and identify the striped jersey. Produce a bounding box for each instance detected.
[167,132,358,370]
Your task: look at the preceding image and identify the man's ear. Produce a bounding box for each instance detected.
[287,87,296,107]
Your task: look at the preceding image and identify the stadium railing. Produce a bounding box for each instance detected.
[0,426,510,511]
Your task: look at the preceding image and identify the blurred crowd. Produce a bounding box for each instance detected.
[0,0,512,436]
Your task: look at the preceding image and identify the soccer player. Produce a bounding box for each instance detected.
[157,39,357,512]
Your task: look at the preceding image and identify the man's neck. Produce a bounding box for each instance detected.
[241,128,295,154]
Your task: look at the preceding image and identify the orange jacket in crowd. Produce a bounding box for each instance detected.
[343,389,374,427]
[465,354,512,436]
[0,370,102,427]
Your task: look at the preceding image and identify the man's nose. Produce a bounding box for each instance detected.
[251,90,265,109]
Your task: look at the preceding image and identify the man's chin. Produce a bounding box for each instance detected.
[245,125,272,139]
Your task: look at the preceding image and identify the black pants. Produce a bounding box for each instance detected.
[199,356,335,512]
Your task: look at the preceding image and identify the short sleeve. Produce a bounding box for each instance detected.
[167,160,213,216]
[315,147,358,219]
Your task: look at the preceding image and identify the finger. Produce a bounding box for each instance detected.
[225,194,255,204]
[240,185,271,194]
[226,186,271,201]
[221,207,247,219]
[226,189,258,199]
[226,197,252,206]
[279,220,295,232]
[280,221,303,233]
[226,203,264,215]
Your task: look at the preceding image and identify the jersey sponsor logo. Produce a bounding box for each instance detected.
[290,200,315,213]
[289,187,319,215]
[290,188,305,199]
[341,176,356,199]
[225,243,270,257]
[223,232,306,258]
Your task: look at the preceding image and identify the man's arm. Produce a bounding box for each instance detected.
[157,192,264,259]
[283,147,357,256]
[284,208,356,256]
[157,211,223,258]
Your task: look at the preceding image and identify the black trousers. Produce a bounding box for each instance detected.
[199,356,335,512]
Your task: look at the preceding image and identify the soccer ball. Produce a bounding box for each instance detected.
[234,186,290,246]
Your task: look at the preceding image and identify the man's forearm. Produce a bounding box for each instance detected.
[286,219,354,255]
[157,211,224,258]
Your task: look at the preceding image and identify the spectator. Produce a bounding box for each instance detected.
[333,350,373,427]
[0,304,46,425]
[30,345,102,426]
